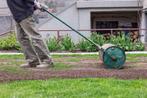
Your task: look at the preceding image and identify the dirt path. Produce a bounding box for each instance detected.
[1,60,147,82]
[1,68,147,82]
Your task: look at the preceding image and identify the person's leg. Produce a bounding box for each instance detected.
[19,15,53,67]
[15,23,40,67]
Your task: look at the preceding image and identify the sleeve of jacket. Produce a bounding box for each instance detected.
[26,0,35,4]
[25,0,37,10]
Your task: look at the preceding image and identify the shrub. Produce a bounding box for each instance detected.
[47,35,75,51]
[77,33,106,52]
[47,37,60,51]
[0,33,20,50]
[134,41,144,51]
[90,33,106,46]
[77,39,92,52]
[90,33,107,51]
[77,33,144,52]
[0,33,145,52]
[109,34,145,51]
[60,35,75,51]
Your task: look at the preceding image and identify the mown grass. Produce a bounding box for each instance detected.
[0,78,147,98]
[0,54,24,59]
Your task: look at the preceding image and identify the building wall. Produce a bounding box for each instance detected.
[0,0,12,35]
[0,0,10,16]
[140,12,147,43]
[0,16,13,34]
[78,9,91,38]
[77,8,140,29]
[0,0,7,8]
[140,0,147,43]
[39,3,82,43]
[143,0,147,9]
[75,0,144,42]
[39,0,145,43]
[91,12,138,29]
[77,0,143,8]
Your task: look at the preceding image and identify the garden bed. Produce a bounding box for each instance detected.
[0,54,147,82]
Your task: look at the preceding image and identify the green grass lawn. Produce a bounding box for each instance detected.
[0,54,147,98]
[0,78,147,98]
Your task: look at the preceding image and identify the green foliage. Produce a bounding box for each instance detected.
[134,41,144,51]
[77,33,145,52]
[0,33,20,50]
[91,33,106,46]
[60,35,75,51]
[109,34,145,51]
[47,35,75,52]
[47,37,60,51]
[77,33,106,52]
[77,39,91,52]
[0,33,144,52]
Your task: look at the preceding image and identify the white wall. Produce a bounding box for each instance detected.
[143,0,147,9]
[140,12,146,43]
[0,0,10,16]
[77,0,142,8]
[0,0,7,7]
[78,9,91,38]
[39,3,90,43]
[140,0,147,43]
[39,0,144,43]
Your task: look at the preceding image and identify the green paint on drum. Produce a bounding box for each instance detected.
[103,46,126,69]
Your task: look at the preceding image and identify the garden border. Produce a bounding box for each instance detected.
[0,51,147,55]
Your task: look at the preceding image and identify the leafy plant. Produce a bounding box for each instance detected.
[0,33,145,52]
[77,33,106,52]
[77,39,92,52]
[60,35,75,51]
[77,33,144,52]
[109,34,145,51]
[133,41,145,51]
[0,33,20,50]
[47,37,60,51]
[91,33,106,46]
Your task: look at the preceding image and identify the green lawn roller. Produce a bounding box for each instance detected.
[44,9,126,69]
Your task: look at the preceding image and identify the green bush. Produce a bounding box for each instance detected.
[47,37,61,51]
[0,33,145,52]
[0,33,20,50]
[60,35,75,51]
[77,39,92,52]
[77,33,106,52]
[90,33,106,46]
[47,35,75,52]
[77,33,145,52]
[109,34,145,51]
[134,41,144,51]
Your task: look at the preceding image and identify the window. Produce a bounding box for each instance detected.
[96,21,118,29]
[96,21,118,34]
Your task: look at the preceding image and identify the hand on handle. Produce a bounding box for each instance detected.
[34,0,48,11]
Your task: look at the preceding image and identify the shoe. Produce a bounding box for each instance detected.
[20,63,37,68]
[20,63,31,68]
[37,61,54,68]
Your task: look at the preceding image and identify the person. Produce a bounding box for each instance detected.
[7,0,53,68]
